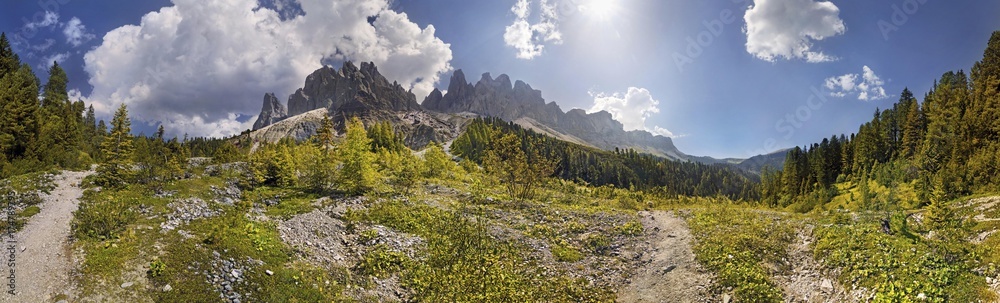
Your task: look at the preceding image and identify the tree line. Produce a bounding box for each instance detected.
[451,117,761,201]
[762,31,1000,216]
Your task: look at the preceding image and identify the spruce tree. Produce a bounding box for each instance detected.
[96,104,134,187]
[0,33,19,78]
[41,61,68,114]
[0,64,39,159]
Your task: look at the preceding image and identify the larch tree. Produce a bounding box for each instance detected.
[339,117,380,195]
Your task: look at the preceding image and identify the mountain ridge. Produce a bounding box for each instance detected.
[251,62,785,169]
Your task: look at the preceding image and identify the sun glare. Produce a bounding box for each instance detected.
[582,0,620,21]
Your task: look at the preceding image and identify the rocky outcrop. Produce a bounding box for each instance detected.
[252,93,288,131]
[423,70,690,161]
[249,62,456,150]
[285,61,421,117]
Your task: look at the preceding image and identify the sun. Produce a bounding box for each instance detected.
[581,0,620,21]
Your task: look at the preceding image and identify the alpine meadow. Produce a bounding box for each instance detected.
[2,0,1000,302]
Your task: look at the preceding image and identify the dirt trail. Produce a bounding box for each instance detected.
[618,211,714,303]
[1,170,91,303]
[773,224,858,303]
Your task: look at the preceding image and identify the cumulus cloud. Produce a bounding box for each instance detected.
[743,0,845,63]
[82,0,453,138]
[587,87,678,138]
[62,17,95,47]
[504,0,562,60]
[824,65,889,101]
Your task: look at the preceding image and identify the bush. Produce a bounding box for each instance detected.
[552,241,583,262]
[72,190,136,240]
[583,233,611,254]
[615,220,644,237]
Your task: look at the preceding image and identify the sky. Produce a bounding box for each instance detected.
[2,0,999,158]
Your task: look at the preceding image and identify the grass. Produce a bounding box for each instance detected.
[684,205,795,303]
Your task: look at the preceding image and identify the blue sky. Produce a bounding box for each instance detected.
[2,0,999,158]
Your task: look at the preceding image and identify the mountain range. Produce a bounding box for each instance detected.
[251,61,786,171]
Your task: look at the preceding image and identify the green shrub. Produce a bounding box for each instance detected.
[583,233,611,254]
[357,244,411,278]
[148,258,166,277]
[615,220,644,237]
[552,241,583,262]
[72,190,136,240]
[814,220,989,302]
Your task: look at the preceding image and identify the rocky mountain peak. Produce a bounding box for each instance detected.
[277,61,421,119]
[252,92,288,130]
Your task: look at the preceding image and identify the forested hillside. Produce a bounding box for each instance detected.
[762,31,1000,214]
[452,117,761,201]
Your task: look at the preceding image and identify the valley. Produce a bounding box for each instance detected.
[1,8,1000,302]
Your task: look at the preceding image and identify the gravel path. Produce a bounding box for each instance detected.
[618,211,714,303]
[1,170,91,303]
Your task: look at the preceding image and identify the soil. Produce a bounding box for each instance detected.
[0,170,91,303]
[618,211,715,303]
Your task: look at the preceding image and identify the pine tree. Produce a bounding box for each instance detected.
[339,117,379,195]
[96,104,134,187]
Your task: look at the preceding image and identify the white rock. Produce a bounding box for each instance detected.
[121,282,134,288]
[265,270,274,276]
[163,284,173,292]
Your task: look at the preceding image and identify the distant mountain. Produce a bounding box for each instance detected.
[736,149,789,174]
[422,70,699,161]
[250,62,785,167]
[251,62,457,149]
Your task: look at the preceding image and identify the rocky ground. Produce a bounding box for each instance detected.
[0,170,91,303]
[618,211,715,303]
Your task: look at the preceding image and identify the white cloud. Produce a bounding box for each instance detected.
[83,0,453,138]
[504,0,563,60]
[587,87,678,138]
[24,11,59,30]
[824,65,889,101]
[38,52,69,70]
[63,17,95,47]
[743,0,845,63]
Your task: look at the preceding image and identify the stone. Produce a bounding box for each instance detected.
[121,282,134,288]
[722,293,732,303]
[821,279,834,290]
[661,265,677,273]
[265,270,274,276]
[163,284,173,292]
